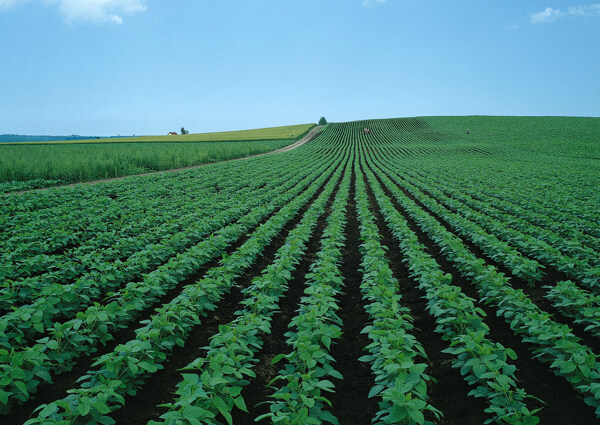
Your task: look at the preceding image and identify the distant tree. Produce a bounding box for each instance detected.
[181,127,189,135]
[318,117,327,125]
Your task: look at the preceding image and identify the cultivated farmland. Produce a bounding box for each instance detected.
[0,124,314,193]
[1,117,600,424]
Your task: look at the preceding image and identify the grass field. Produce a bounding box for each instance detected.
[0,124,315,192]
[1,116,600,425]
[0,124,315,145]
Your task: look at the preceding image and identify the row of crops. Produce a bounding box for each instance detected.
[2,116,600,424]
[0,124,316,193]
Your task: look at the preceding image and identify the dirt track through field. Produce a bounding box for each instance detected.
[7,125,324,195]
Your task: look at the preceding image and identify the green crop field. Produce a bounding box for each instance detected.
[0,124,315,145]
[1,116,600,425]
[0,124,315,193]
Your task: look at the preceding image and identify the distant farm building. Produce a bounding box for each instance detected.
[167,132,178,136]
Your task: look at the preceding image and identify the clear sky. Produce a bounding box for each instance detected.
[1,1,599,136]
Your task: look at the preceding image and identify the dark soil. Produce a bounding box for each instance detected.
[361,164,490,425]
[327,168,378,425]
[5,170,330,425]
[239,160,349,424]
[385,165,600,353]
[6,150,599,425]
[233,180,335,424]
[366,160,599,424]
[116,160,344,425]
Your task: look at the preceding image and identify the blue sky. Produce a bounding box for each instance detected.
[1,1,599,135]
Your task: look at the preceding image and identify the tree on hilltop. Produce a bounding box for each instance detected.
[181,127,189,135]
[318,117,327,125]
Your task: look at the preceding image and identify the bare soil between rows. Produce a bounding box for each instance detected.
[111,154,342,424]
[361,162,490,425]
[4,156,333,425]
[5,150,598,425]
[366,159,598,424]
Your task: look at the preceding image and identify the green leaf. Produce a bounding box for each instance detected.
[10,367,26,380]
[408,407,425,424]
[78,401,91,417]
[316,380,335,391]
[473,363,487,378]
[319,410,339,424]
[233,396,248,412]
[505,348,517,360]
[560,362,577,374]
[15,381,28,396]
[93,401,112,415]
[209,376,228,386]
[182,405,215,419]
[271,353,286,365]
[38,403,59,418]
[35,370,52,383]
[523,416,540,425]
[389,405,408,422]
[213,396,233,425]
[0,390,9,405]
[368,385,385,398]
[97,416,116,425]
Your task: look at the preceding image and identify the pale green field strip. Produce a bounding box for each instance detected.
[0,124,315,145]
